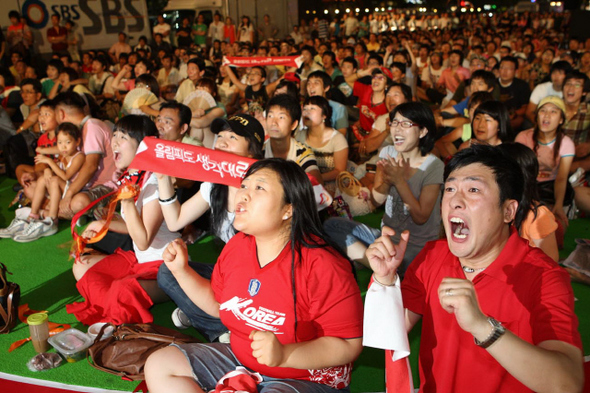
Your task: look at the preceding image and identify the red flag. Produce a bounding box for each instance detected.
[222,55,303,68]
[130,137,256,188]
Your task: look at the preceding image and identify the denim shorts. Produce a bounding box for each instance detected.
[172,342,350,393]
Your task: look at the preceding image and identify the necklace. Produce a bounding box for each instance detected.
[462,265,487,273]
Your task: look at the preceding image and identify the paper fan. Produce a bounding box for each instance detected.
[122,88,158,115]
[183,90,216,114]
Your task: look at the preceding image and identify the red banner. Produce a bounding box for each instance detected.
[222,55,303,68]
[130,137,256,188]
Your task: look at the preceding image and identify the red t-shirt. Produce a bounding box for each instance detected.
[401,229,582,392]
[47,26,67,52]
[212,233,363,388]
[353,82,388,133]
[37,132,56,149]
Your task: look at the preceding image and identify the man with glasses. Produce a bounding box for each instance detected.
[562,72,590,175]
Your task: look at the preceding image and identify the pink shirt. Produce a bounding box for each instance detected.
[437,66,470,93]
[81,117,116,188]
[515,128,575,182]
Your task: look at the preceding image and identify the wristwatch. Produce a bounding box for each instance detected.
[474,317,506,349]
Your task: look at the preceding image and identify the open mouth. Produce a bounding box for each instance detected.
[394,136,405,145]
[450,217,469,239]
[113,151,121,161]
[235,203,246,214]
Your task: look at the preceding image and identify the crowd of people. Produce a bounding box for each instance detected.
[0,7,587,393]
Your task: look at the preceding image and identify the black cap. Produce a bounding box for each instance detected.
[211,114,264,150]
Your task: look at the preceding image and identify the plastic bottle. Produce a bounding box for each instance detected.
[27,313,50,353]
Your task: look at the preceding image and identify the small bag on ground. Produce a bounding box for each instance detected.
[0,262,21,334]
[87,323,200,380]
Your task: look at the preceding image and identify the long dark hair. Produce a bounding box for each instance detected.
[242,158,354,339]
[209,133,264,238]
[496,142,540,231]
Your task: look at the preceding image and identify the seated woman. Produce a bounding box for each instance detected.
[498,143,559,262]
[434,91,494,160]
[156,114,264,342]
[66,115,176,325]
[515,96,575,230]
[187,78,227,148]
[325,102,443,276]
[145,158,363,393]
[111,57,153,94]
[134,73,165,117]
[458,100,512,151]
[295,96,348,195]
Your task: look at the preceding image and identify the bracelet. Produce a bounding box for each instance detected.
[372,274,396,287]
[372,188,387,205]
[158,192,177,205]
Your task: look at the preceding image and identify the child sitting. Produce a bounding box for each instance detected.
[0,100,61,239]
[13,122,84,242]
[66,115,178,325]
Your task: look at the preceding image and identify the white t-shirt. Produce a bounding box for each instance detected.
[200,181,235,243]
[122,173,180,263]
[153,23,171,43]
[529,81,562,105]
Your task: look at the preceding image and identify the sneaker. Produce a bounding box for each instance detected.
[217,331,231,344]
[13,218,58,243]
[171,308,191,330]
[0,217,29,239]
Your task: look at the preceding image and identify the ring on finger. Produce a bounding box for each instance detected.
[445,288,453,296]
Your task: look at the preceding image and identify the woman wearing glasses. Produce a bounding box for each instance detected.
[324,102,443,277]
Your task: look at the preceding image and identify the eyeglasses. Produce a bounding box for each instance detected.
[389,120,419,129]
[564,82,583,89]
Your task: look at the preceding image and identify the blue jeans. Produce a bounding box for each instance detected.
[157,262,228,342]
[324,217,420,277]
[173,342,351,393]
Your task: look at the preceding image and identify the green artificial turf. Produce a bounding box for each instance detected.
[0,174,588,392]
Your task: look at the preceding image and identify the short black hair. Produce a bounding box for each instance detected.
[307,70,332,90]
[47,59,64,74]
[389,102,436,156]
[187,57,205,71]
[367,53,384,66]
[445,144,527,227]
[564,70,590,94]
[9,11,20,19]
[61,67,79,81]
[136,73,160,97]
[54,91,87,111]
[341,56,358,69]
[467,91,494,110]
[499,56,519,70]
[159,101,192,128]
[550,60,573,75]
[21,78,42,94]
[470,70,497,90]
[389,82,413,103]
[266,94,301,126]
[322,50,337,64]
[114,115,158,144]
[57,122,82,141]
[39,99,56,110]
